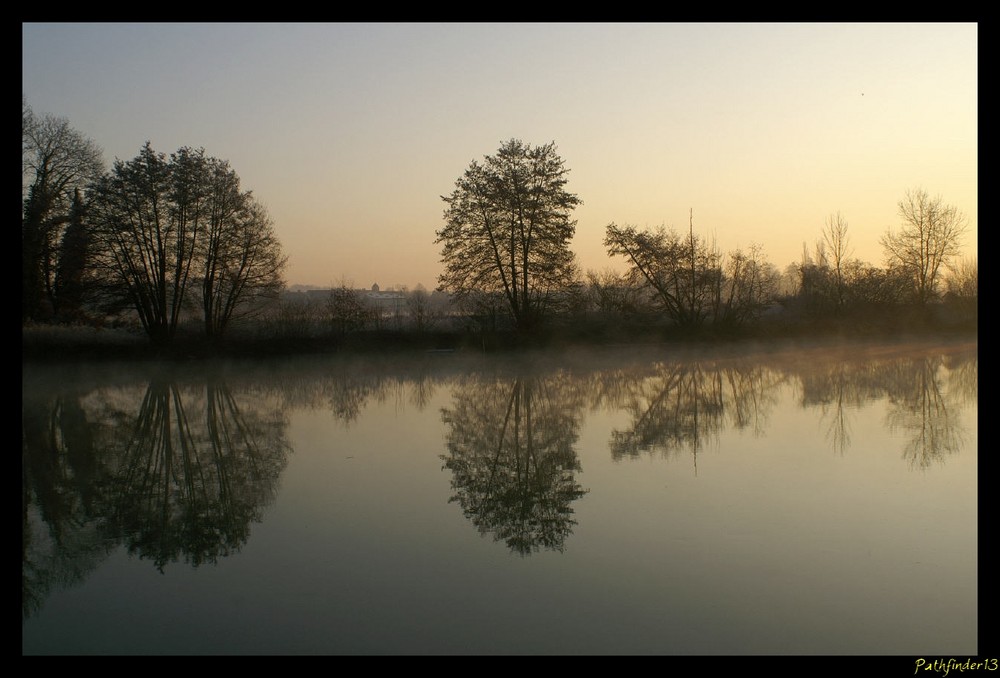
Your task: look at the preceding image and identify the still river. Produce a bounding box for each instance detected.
[22,337,978,655]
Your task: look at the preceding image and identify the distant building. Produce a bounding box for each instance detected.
[283,283,415,328]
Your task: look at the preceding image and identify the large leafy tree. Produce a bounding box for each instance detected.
[436,139,581,332]
[90,143,285,344]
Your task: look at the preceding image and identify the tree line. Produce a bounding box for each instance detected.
[22,99,286,344]
[435,138,975,337]
[23,103,974,349]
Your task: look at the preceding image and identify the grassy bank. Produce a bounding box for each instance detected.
[22,310,977,364]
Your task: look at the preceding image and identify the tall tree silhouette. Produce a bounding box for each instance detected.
[52,189,92,320]
[437,139,581,332]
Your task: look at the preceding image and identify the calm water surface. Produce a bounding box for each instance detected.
[22,338,978,655]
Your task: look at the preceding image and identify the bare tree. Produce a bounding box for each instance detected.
[945,256,977,300]
[841,260,909,309]
[606,217,778,330]
[711,244,780,327]
[881,189,968,305]
[326,281,370,336]
[585,268,644,317]
[822,212,853,311]
[604,220,721,328]
[406,285,437,332]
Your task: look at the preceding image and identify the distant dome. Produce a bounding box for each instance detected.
[371,283,379,292]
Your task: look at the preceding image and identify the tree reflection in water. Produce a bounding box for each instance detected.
[109,377,289,570]
[883,355,969,469]
[945,353,978,408]
[795,347,976,467]
[22,370,290,618]
[263,355,442,426]
[602,342,975,469]
[22,388,115,620]
[23,341,975,620]
[799,358,892,456]
[441,374,588,556]
[606,359,783,468]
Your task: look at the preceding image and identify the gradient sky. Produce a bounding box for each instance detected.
[22,22,977,290]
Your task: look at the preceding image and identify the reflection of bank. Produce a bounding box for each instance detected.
[603,345,976,469]
[441,376,588,556]
[21,374,291,618]
[796,349,976,466]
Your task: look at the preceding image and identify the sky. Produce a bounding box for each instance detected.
[22,22,977,290]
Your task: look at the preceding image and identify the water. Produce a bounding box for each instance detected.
[21,337,978,655]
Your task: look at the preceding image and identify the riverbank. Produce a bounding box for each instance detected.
[22,314,977,364]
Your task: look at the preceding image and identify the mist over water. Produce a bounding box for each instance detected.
[22,337,977,655]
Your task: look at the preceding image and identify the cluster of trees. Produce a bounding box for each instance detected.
[22,98,103,323]
[436,139,975,335]
[793,195,974,321]
[22,100,286,344]
[264,283,452,341]
[604,216,779,331]
[89,143,285,343]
